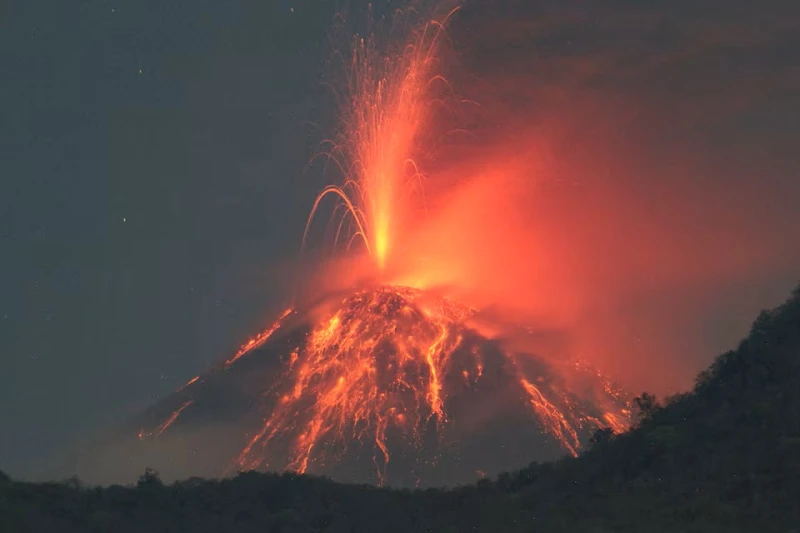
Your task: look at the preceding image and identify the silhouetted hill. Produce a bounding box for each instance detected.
[2,284,798,533]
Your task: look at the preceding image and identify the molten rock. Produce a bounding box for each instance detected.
[81,286,630,487]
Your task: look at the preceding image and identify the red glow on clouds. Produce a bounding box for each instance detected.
[299,1,800,396]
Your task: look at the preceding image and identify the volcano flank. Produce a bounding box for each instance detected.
[80,285,630,487]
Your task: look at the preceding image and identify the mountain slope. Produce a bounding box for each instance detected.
[1,284,798,533]
[77,285,630,487]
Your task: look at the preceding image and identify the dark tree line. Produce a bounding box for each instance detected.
[2,284,799,533]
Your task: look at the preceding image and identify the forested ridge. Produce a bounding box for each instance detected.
[2,285,799,533]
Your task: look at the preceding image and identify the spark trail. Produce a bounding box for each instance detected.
[303,7,460,272]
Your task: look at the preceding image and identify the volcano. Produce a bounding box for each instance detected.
[76,7,634,488]
[80,285,630,487]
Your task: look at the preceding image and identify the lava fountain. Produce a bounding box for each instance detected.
[301,6,457,272]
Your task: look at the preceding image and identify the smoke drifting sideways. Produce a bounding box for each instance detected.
[380,0,800,395]
[287,0,800,396]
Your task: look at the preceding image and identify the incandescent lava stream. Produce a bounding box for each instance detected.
[95,285,630,488]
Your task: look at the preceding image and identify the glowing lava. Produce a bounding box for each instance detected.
[139,399,194,440]
[225,308,294,368]
[224,286,630,482]
[132,285,631,486]
[303,7,458,271]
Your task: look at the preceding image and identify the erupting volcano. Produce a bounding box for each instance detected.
[81,5,634,487]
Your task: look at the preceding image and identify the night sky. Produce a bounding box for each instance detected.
[2,0,799,480]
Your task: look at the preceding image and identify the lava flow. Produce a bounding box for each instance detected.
[129,284,631,486]
[230,286,629,483]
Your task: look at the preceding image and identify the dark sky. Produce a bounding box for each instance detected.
[2,0,799,480]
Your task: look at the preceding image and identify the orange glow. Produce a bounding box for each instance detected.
[519,378,580,457]
[303,7,459,272]
[138,400,195,440]
[176,375,199,392]
[156,400,193,437]
[230,286,629,482]
[602,412,631,435]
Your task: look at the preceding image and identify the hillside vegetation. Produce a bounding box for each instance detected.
[2,285,799,533]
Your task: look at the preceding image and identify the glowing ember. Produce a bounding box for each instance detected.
[602,412,631,435]
[225,308,294,367]
[519,378,580,457]
[157,400,193,436]
[176,375,199,392]
[140,400,195,440]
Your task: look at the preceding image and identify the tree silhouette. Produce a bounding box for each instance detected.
[633,392,659,420]
[137,468,163,488]
[589,427,615,446]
